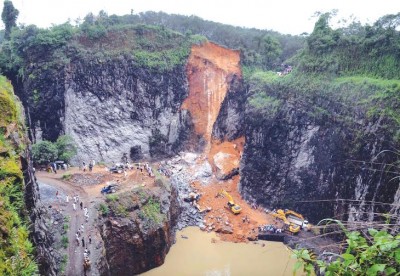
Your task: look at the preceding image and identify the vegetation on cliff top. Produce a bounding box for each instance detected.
[244,13,400,274]
[246,12,400,141]
[0,11,207,78]
[102,187,165,225]
[0,75,38,275]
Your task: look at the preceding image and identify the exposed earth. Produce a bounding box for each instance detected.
[36,151,282,275]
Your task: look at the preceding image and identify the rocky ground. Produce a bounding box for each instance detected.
[36,151,337,275]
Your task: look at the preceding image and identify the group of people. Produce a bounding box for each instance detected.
[47,162,68,174]
[82,160,96,172]
[60,192,92,272]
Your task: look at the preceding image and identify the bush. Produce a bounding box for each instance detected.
[32,135,77,164]
[61,235,68,249]
[293,219,400,276]
[31,140,58,164]
[55,135,77,163]
[62,173,72,181]
[99,203,109,216]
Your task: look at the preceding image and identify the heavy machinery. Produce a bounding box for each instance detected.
[101,183,119,194]
[271,209,301,234]
[183,192,211,213]
[219,190,242,214]
[284,209,312,231]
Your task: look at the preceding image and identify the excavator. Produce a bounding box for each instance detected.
[271,209,301,234]
[219,190,242,214]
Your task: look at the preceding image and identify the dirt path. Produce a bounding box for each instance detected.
[37,170,100,276]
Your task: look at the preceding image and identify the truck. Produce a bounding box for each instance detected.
[284,209,312,231]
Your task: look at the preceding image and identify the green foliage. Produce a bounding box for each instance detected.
[0,76,18,127]
[293,221,400,276]
[0,75,38,275]
[142,196,162,223]
[31,135,77,164]
[61,235,68,249]
[31,140,58,164]
[99,203,109,216]
[55,135,77,163]
[1,0,19,40]
[61,173,72,181]
[245,68,400,141]
[60,254,68,274]
[297,12,400,79]
[106,194,118,202]
[63,223,69,232]
[248,92,281,116]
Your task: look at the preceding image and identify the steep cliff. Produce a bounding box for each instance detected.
[12,25,205,163]
[241,73,400,223]
[0,76,59,275]
[98,180,179,275]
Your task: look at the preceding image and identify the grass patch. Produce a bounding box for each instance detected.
[106,194,118,202]
[60,254,68,274]
[142,196,163,223]
[61,173,72,181]
[63,223,69,232]
[61,235,68,249]
[99,203,109,216]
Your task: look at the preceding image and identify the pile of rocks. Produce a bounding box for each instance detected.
[69,173,106,186]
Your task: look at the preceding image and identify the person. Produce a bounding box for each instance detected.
[52,162,57,174]
[82,237,85,247]
[83,162,87,172]
[89,162,93,172]
[66,194,70,203]
[80,202,83,210]
[73,202,76,211]
[88,235,92,244]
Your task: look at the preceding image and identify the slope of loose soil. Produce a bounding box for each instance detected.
[181,42,241,148]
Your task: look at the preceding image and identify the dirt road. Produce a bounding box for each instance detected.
[37,170,101,276]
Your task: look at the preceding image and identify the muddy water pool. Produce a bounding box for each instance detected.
[142,226,299,276]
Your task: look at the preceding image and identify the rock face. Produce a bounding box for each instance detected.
[21,153,60,276]
[240,92,400,223]
[98,185,180,275]
[63,63,193,163]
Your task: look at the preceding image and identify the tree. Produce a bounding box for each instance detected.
[260,35,282,69]
[1,0,19,40]
[31,140,58,164]
[55,135,77,163]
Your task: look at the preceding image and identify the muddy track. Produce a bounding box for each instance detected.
[37,171,100,276]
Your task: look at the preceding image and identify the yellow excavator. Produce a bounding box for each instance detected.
[271,209,301,234]
[219,190,242,214]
